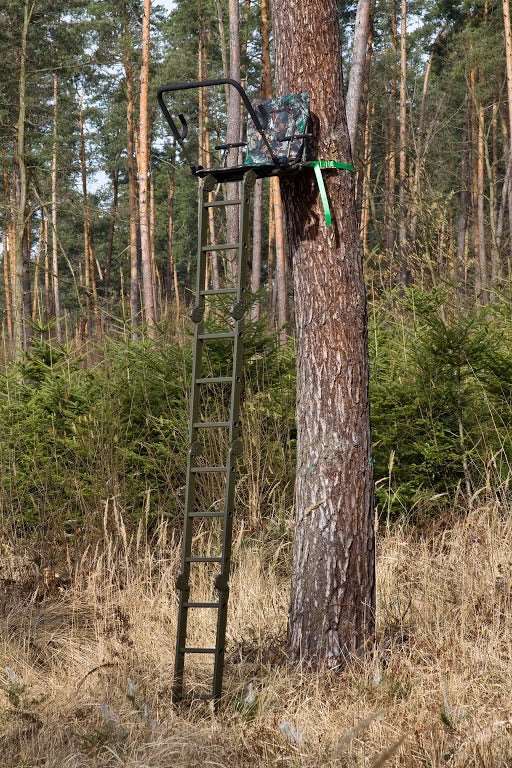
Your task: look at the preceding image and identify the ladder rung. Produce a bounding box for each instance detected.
[186,556,223,563]
[183,602,221,609]
[198,332,235,340]
[195,377,232,384]
[181,647,218,654]
[193,420,230,428]
[188,511,225,518]
[204,199,241,208]
[200,288,237,296]
[190,466,227,473]
[202,243,239,252]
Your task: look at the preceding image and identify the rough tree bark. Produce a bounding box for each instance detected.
[273,0,375,662]
[346,0,372,158]
[139,0,156,334]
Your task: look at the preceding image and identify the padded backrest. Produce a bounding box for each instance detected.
[244,92,310,166]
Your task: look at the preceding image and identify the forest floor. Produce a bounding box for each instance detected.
[1,504,511,767]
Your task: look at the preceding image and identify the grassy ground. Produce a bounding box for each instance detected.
[1,503,511,767]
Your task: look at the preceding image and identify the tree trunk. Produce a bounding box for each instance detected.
[477,105,487,301]
[138,0,156,334]
[346,0,371,158]
[274,0,375,663]
[122,13,140,334]
[214,0,230,105]
[384,3,398,256]
[32,214,43,322]
[2,225,12,341]
[79,101,96,334]
[398,0,408,268]
[51,72,61,341]
[167,171,180,315]
[502,0,512,274]
[105,163,119,297]
[409,52,433,242]
[13,0,33,354]
[225,0,242,280]
[251,180,263,321]
[456,101,470,284]
[250,0,272,322]
[361,100,373,257]
[274,180,288,343]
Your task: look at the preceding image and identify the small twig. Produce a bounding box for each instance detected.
[76,662,118,691]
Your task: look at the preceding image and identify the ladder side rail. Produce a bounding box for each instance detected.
[212,170,256,701]
[172,176,214,702]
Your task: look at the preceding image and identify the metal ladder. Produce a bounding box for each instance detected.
[173,170,256,704]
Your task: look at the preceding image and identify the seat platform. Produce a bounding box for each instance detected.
[194,163,293,183]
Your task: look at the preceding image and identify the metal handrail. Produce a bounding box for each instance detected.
[157,78,281,171]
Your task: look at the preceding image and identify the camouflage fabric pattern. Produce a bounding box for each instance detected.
[244,92,310,166]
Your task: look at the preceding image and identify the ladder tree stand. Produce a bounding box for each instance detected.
[157,78,354,705]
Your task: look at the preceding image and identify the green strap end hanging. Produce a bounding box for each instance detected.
[304,160,356,227]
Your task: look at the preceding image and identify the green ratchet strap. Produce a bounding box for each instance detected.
[304,160,355,227]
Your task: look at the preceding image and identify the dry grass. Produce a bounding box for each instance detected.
[1,503,512,767]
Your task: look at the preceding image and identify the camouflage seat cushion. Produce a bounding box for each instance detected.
[244,93,310,166]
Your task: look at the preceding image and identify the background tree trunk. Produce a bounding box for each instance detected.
[138,0,156,334]
[273,0,375,663]
[51,72,61,340]
[13,0,34,354]
[398,0,408,271]
[122,12,140,335]
[346,0,372,158]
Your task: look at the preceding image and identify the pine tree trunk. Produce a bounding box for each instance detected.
[79,101,96,334]
[361,100,373,257]
[51,72,61,340]
[250,0,272,321]
[384,3,398,256]
[13,0,33,354]
[346,0,372,158]
[2,225,12,341]
[274,181,288,344]
[477,104,488,301]
[32,214,43,322]
[123,15,140,335]
[502,0,512,275]
[251,180,263,321]
[138,0,156,334]
[105,163,119,297]
[274,0,375,663]
[409,52,433,242]
[167,171,180,315]
[225,0,242,280]
[398,0,408,269]
[456,101,470,284]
